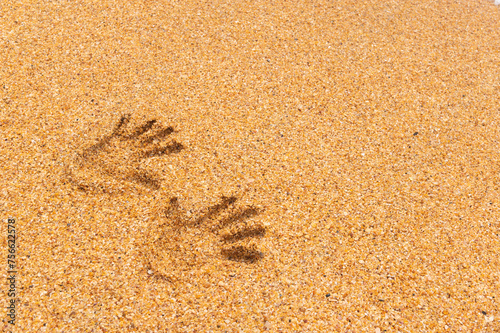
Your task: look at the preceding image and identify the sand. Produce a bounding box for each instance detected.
[1,0,500,331]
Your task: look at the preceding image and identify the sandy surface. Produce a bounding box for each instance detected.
[1,0,500,332]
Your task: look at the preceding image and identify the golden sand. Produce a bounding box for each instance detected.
[1,0,500,331]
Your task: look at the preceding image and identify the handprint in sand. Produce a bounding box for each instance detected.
[64,114,184,193]
[145,195,267,280]
[64,114,267,278]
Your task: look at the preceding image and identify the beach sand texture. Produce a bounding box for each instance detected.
[1,0,500,331]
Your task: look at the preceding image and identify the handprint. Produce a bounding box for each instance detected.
[64,114,184,193]
[64,114,268,281]
[145,195,266,280]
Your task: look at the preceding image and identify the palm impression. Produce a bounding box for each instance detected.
[64,114,184,193]
[146,195,267,280]
[64,114,268,279]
